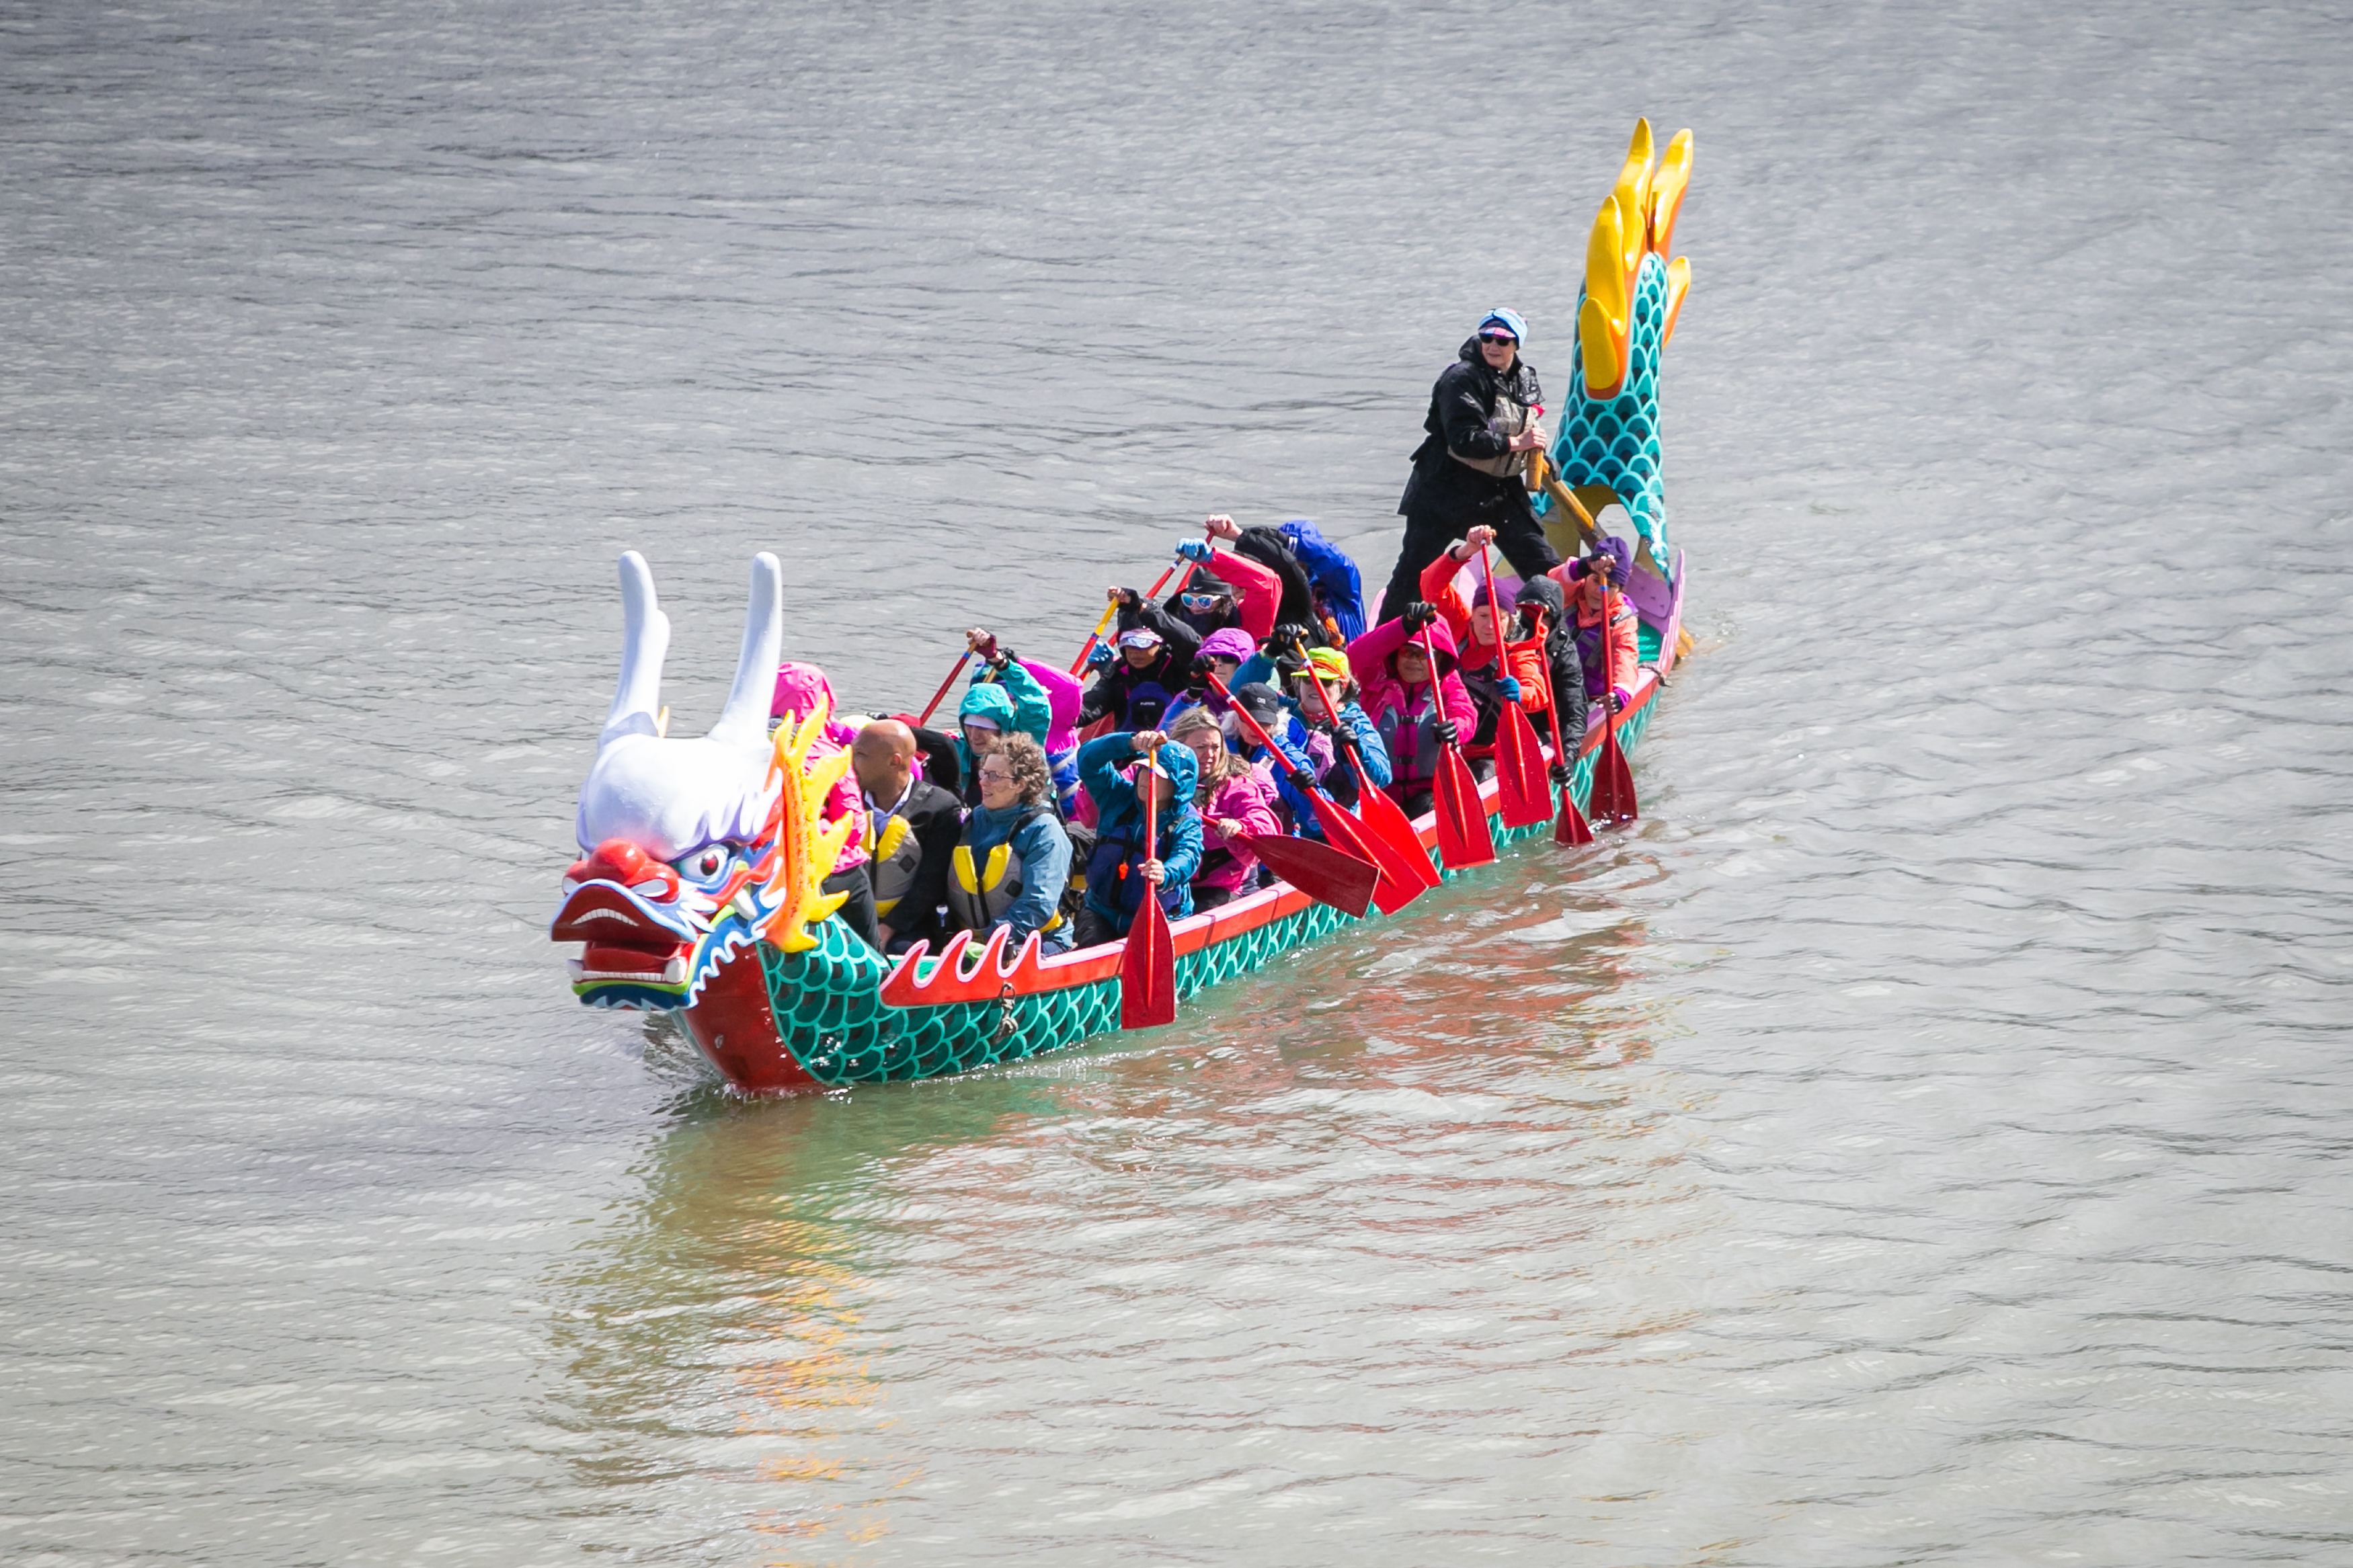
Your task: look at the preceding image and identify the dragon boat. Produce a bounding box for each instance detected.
[550,120,1697,1096]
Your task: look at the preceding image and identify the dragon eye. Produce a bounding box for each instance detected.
[672,845,735,887]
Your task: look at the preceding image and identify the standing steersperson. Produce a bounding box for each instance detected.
[1376,308,1560,624]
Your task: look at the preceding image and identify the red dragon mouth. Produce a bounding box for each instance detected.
[553,839,694,981]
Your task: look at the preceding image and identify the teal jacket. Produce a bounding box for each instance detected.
[954,657,1053,786]
[1077,733,1203,930]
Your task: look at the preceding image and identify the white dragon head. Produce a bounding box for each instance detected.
[550,552,853,1010]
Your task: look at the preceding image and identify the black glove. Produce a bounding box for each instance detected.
[1402,600,1438,632]
[1271,620,1311,653]
[1550,761,1574,786]
[1431,719,1459,747]
[1115,587,1142,610]
[1287,766,1319,795]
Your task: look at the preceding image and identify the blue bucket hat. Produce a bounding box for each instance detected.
[1476,307,1528,348]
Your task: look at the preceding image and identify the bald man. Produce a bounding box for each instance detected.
[853,717,965,954]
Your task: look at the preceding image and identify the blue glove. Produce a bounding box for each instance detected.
[1087,642,1116,671]
[1497,675,1522,703]
[1174,539,1213,565]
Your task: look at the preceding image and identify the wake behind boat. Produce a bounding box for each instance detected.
[550,121,1696,1096]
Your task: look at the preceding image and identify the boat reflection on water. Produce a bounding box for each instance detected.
[539,1064,1092,1559]
[541,834,1688,1559]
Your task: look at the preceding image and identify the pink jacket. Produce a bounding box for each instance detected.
[770,661,869,872]
[1347,616,1478,735]
[1019,657,1084,753]
[1195,764,1283,893]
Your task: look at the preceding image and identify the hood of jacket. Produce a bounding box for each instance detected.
[770,661,861,747]
[770,660,834,722]
[1197,626,1257,663]
[1514,573,1579,669]
[1390,615,1462,679]
[1146,738,1200,807]
[1455,336,1543,411]
[1106,739,1199,837]
[1277,520,1368,643]
[958,679,1016,730]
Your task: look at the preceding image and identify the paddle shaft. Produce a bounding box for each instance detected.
[1478,543,1510,673]
[1140,757,1158,891]
[914,651,974,728]
[1203,669,1352,819]
[1412,622,1464,767]
[1531,448,1603,550]
[1287,632,1388,803]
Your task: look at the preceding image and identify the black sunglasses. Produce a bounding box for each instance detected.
[1478,331,1517,345]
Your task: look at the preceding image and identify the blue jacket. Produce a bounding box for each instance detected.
[959,798,1072,950]
[1279,520,1369,644]
[1077,733,1204,930]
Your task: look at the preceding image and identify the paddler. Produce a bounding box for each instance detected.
[852,718,963,955]
[1376,308,1561,624]
[947,735,1076,956]
[1170,526,1283,643]
[1168,706,1283,911]
[768,661,880,950]
[1348,604,1478,819]
[951,630,1055,811]
[1271,646,1390,839]
[961,628,1085,820]
[1073,729,1202,949]
[1553,536,1639,723]
[1076,621,1192,733]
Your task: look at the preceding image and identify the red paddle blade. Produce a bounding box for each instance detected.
[1589,718,1640,824]
[1555,782,1595,845]
[1353,772,1443,891]
[1432,747,1497,869]
[1119,895,1177,1029]
[1492,702,1553,829]
[1315,792,1423,915]
[1238,833,1378,918]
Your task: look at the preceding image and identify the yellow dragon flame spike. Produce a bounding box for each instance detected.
[756,694,856,954]
[1581,192,1630,400]
[1614,118,1654,276]
[1661,255,1693,347]
[1648,128,1693,257]
[1583,118,1689,400]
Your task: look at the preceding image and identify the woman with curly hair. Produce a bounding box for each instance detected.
[945,733,1074,954]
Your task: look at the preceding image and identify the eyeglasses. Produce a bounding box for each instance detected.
[978,767,1014,784]
[1478,332,1517,346]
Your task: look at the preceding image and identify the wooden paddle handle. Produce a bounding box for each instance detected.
[1533,452,1603,550]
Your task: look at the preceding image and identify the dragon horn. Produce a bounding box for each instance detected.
[709,552,784,746]
[598,551,672,750]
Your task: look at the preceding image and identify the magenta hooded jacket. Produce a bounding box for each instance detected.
[769,661,869,873]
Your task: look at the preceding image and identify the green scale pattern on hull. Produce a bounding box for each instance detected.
[755,698,1651,1087]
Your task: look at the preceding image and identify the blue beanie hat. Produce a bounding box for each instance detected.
[1476,307,1528,348]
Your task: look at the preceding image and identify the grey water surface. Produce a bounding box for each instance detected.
[5,1,2352,1563]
